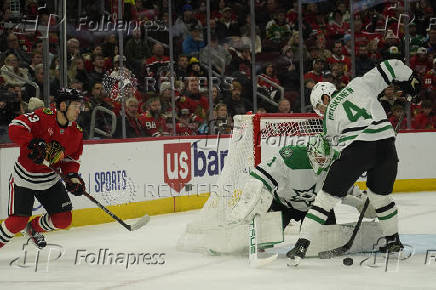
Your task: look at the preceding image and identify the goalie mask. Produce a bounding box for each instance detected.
[307,135,338,175]
[310,82,336,117]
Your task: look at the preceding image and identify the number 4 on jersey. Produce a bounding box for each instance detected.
[342,100,372,122]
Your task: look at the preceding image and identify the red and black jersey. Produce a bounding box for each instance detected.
[138,111,169,137]
[8,107,83,190]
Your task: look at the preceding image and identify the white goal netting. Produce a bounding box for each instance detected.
[177,114,323,253]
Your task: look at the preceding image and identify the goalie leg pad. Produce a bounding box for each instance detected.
[300,190,340,241]
[367,189,399,236]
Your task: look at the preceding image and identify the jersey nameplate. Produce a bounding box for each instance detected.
[327,87,354,121]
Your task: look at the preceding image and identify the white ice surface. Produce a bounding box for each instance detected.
[1,191,436,290]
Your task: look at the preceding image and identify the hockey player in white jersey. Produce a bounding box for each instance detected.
[287,59,421,264]
[229,136,374,231]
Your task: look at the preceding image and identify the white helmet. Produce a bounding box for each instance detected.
[310,82,336,116]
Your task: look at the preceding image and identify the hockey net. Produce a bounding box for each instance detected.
[177,113,323,253]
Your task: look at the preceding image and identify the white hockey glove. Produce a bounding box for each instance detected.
[226,179,273,225]
[342,185,377,219]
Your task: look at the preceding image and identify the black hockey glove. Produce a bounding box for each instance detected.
[65,173,86,196]
[397,72,421,104]
[27,138,47,164]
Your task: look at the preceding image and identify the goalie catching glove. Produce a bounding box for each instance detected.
[27,139,65,165]
[226,179,273,224]
[65,173,86,196]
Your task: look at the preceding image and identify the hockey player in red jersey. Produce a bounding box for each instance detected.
[0,88,86,249]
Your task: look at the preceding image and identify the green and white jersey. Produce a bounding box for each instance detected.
[324,59,413,152]
[250,145,324,212]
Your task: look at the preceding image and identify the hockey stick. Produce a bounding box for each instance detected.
[318,197,369,259]
[51,168,150,231]
[249,214,278,267]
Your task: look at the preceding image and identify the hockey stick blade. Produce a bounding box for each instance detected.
[318,197,370,259]
[49,167,150,232]
[128,215,150,231]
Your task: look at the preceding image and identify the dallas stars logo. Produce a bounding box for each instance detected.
[290,184,317,207]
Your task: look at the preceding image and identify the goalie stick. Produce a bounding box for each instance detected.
[318,197,369,259]
[249,214,278,267]
[51,167,150,231]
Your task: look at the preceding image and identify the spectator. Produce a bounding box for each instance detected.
[330,62,350,90]
[173,4,202,38]
[175,55,190,78]
[423,58,436,93]
[277,98,292,113]
[174,108,201,136]
[0,85,24,143]
[31,40,54,67]
[199,35,232,74]
[0,32,31,66]
[68,57,90,91]
[265,11,291,44]
[327,40,352,74]
[187,57,207,77]
[199,103,233,134]
[215,7,240,43]
[78,82,114,139]
[258,64,281,110]
[224,81,252,117]
[114,97,145,139]
[1,53,31,87]
[409,22,427,54]
[144,43,170,80]
[327,9,349,40]
[88,54,106,88]
[304,58,325,84]
[66,38,81,64]
[138,97,170,137]
[355,43,377,77]
[125,27,152,77]
[102,34,118,59]
[277,45,299,90]
[410,47,432,78]
[182,25,206,57]
[179,77,209,119]
[388,105,408,130]
[257,107,268,114]
[27,51,43,81]
[413,100,436,129]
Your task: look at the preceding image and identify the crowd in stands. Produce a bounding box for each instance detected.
[0,0,435,143]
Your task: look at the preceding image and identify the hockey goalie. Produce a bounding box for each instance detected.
[177,134,379,256]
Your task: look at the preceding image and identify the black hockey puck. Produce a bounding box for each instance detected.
[343,257,353,266]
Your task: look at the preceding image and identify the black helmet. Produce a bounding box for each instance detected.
[55,88,83,108]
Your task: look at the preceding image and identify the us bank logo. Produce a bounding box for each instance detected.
[163,142,228,192]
